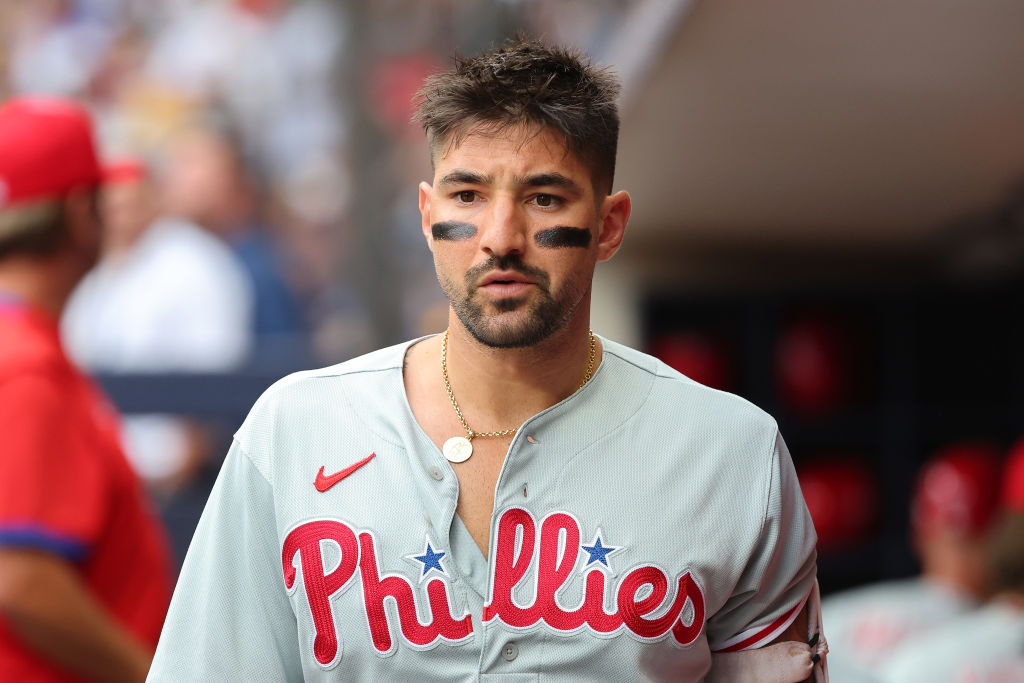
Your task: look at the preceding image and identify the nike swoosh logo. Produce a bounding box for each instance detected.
[315,453,376,492]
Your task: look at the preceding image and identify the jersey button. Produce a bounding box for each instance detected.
[428,466,444,481]
[501,642,519,662]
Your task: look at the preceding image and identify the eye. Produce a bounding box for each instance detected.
[454,190,477,205]
[532,194,562,209]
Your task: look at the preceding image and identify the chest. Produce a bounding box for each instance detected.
[273,432,747,681]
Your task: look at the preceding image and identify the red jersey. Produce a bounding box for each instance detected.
[0,300,173,682]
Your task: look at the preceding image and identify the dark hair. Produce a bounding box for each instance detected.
[413,36,621,193]
[0,201,68,261]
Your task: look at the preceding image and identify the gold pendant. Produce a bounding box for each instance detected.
[442,436,473,463]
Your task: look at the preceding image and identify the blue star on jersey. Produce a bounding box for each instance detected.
[581,529,621,572]
[404,537,449,583]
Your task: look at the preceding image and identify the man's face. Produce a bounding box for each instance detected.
[419,125,628,348]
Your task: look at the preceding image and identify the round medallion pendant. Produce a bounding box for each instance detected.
[442,436,473,463]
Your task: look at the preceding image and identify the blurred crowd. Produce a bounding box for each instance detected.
[0,0,371,371]
[0,0,634,496]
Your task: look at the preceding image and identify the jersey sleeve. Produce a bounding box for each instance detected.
[147,438,302,682]
[707,429,818,652]
[0,373,108,560]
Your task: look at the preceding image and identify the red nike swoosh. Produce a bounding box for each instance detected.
[315,453,376,492]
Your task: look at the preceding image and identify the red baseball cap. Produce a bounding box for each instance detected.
[103,157,148,186]
[912,442,1002,538]
[0,96,102,208]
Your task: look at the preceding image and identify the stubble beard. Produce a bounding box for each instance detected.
[438,254,588,349]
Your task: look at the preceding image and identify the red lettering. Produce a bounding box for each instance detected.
[359,532,473,653]
[282,520,360,666]
[485,508,705,645]
[580,570,623,633]
[618,566,672,638]
[618,566,704,644]
[671,572,705,646]
[537,513,588,631]
[483,507,537,625]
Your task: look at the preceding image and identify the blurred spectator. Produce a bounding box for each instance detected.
[7,1,112,97]
[161,120,308,357]
[821,442,1003,682]
[879,441,1024,682]
[62,157,253,489]
[0,96,171,683]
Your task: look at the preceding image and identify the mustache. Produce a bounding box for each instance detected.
[465,254,550,291]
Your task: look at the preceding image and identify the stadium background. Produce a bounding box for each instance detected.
[3,0,1023,596]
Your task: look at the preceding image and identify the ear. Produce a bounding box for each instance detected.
[419,181,434,251]
[64,189,102,254]
[595,190,630,262]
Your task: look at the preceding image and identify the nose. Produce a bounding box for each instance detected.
[478,194,527,257]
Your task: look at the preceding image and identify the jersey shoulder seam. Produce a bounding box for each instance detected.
[233,435,273,484]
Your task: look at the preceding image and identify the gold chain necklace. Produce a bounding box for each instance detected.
[440,328,597,463]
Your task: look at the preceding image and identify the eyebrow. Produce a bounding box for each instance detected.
[516,173,581,192]
[438,170,492,187]
[438,169,583,194]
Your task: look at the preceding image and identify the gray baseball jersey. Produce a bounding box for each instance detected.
[821,577,976,682]
[879,601,1024,683]
[147,336,818,682]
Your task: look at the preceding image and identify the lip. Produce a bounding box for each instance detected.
[477,271,535,297]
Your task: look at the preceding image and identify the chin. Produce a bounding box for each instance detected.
[460,307,570,349]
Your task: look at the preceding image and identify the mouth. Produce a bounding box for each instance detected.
[477,271,535,298]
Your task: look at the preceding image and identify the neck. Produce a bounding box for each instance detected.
[0,255,79,317]
[443,312,599,430]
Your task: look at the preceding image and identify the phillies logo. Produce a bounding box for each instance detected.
[484,508,705,646]
[282,509,705,668]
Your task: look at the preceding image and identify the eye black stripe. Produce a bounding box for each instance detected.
[432,221,478,241]
[534,227,592,249]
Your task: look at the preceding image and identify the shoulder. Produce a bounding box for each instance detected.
[233,339,422,471]
[599,337,779,439]
[0,313,68,381]
[257,339,416,400]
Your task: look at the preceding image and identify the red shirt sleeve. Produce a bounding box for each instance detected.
[0,371,110,560]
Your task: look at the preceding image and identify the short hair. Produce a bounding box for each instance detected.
[0,200,67,261]
[413,37,621,194]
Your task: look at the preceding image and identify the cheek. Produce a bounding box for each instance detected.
[430,242,470,281]
[533,226,593,249]
[432,220,478,241]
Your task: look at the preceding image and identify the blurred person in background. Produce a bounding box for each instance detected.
[61,157,253,495]
[821,442,1003,682]
[0,97,171,682]
[161,119,309,358]
[879,440,1024,682]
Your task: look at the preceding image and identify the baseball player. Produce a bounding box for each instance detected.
[878,441,1024,683]
[821,443,1003,682]
[148,38,826,681]
[0,98,173,681]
